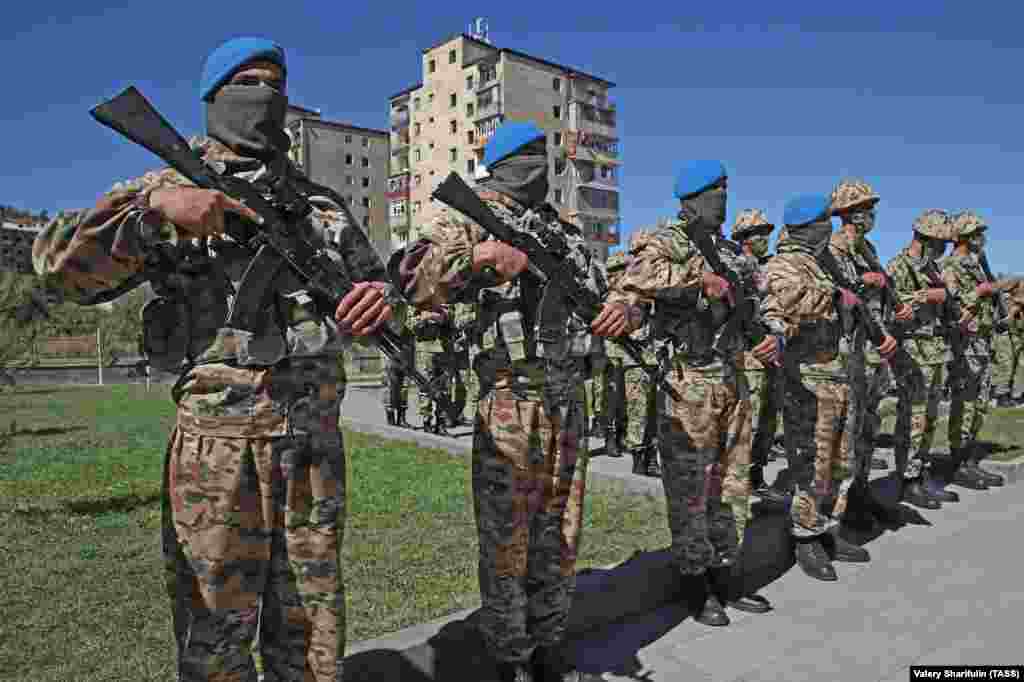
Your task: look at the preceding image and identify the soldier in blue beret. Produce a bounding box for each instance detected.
[34,37,400,681]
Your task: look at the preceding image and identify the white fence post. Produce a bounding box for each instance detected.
[97,327,103,386]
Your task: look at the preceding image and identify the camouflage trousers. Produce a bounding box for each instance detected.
[623,364,656,448]
[382,361,408,411]
[893,361,947,479]
[416,351,458,421]
[591,355,622,427]
[453,348,476,422]
[782,372,851,538]
[162,423,346,682]
[949,347,993,450]
[840,348,872,487]
[472,372,589,664]
[658,362,753,574]
[748,367,783,463]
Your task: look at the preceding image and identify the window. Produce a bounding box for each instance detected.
[467,130,475,144]
[428,59,436,73]
[362,137,369,148]
[363,215,369,227]
[428,93,434,105]
[413,200,422,214]
[361,156,369,168]
[346,195,353,205]
[554,189,564,203]
[449,93,457,108]
[467,159,476,174]
[553,77,561,92]
[390,201,406,217]
[600,165,612,179]
[428,142,435,149]
[414,148,421,162]
[414,174,422,187]
[449,147,458,162]
[553,132,563,147]
[466,75,474,90]
[345,134,352,144]
[554,158,566,175]
[413,97,420,111]
[466,102,475,117]
[362,197,370,208]
[414,122,421,136]
[362,177,370,188]
[450,120,457,134]
[345,153,353,165]
[448,49,456,64]
[553,105,561,119]
[345,175,354,186]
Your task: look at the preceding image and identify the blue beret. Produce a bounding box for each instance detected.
[200,37,286,101]
[673,160,727,199]
[783,194,832,227]
[483,121,546,167]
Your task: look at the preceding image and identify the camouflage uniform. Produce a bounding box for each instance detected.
[592,253,627,438]
[412,304,460,431]
[32,136,389,682]
[761,237,852,538]
[397,189,601,666]
[610,222,773,572]
[943,212,995,453]
[886,220,953,478]
[452,301,480,424]
[383,303,413,425]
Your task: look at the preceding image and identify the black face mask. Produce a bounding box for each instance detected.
[679,187,727,231]
[479,138,550,208]
[206,85,290,162]
[787,219,833,254]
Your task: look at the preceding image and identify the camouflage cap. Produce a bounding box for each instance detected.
[830,177,880,214]
[731,208,774,240]
[951,210,988,240]
[912,209,952,241]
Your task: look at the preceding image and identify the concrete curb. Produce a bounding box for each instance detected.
[981,454,1024,485]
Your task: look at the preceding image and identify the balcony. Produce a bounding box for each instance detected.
[474,99,502,121]
[469,133,491,150]
[389,210,410,230]
[390,109,410,130]
[391,129,410,149]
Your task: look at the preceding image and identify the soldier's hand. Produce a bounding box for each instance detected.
[838,288,862,309]
[591,302,637,337]
[472,241,528,284]
[875,333,898,358]
[924,288,947,305]
[894,303,914,321]
[335,281,393,336]
[975,281,996,298]
[862,272,888,289]
[702,272,734,306]
[752,335,782,366]
[149,187,262,239]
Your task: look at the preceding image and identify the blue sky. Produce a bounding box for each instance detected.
[4,1,1023,272]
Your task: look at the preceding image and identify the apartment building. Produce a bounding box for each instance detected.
[285,104,391,260]
[0,222,41,274]
[387,31,620,260]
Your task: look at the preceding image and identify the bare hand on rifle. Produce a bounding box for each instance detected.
[975,281,996,298]
[472,241,529,284]
[894,303,913,321]
[752,334,782,365]
[591,302,640,337]
[876,333,898,359]
[149,187,262,239]
[334,282,393,336]
[702,272,734,306]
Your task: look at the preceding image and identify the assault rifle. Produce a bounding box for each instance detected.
[677,215,780,365]
[920,258,964,366]
[977,251,1011,334]
[815,245,916,381]
[431,171,682,402]
[90,86,459,424]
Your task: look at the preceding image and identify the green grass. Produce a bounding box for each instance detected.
[0,385,668,682]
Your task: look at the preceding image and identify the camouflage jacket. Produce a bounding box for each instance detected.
[941,252,994,342]
[32,136,388,436]
[885,247,951,363]
[608,222,777,374]
[828,230,886,328]
[397,190,603,394]
[411,303,458,354]
[760,241,845,377]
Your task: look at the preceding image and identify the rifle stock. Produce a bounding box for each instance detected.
[431,171,682,402]
[90,86,459,424]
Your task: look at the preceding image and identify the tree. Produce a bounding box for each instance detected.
[0,272,48,371]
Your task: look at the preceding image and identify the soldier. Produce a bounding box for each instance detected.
[761,194,898,581]
[412,304,459,434]
[397,122,617,682]
[885,209,959,507]
[600,160,779,625]
[939,211,1005,488]
[732,209,787,508]
[592,251,628,458]
[384,302,413,427]
[32,38,397,681]
[997,278,1024,402]
[828,178,911,529]
[622,321,661,478]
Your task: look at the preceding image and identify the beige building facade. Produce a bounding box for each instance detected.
[388,33,620,260]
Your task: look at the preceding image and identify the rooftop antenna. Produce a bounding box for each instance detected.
[469,17,490,44]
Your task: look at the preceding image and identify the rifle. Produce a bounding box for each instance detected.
[814,245,916,381]
[90,86,459,424]
[920,258,964,361]
[977,251,1011,334]
[431,171,682,402]
[677,215,779,365]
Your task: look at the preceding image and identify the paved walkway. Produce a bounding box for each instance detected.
[340,385,1024,681]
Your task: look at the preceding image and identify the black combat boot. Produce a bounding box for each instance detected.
[604,422,622,458]
[722,556,772,614]
[861,478,904,527]
[643,446,662,477]
[631,448,645,475]
[964,445,1004,487]
[949,447,988,490]
[531,646,581,682]
[395,408,410,428]
[923,466,959,503]
[496,660,535,682]
[750,464,789,509]
[691,572,729,626]
[902,477,941,510]
[794,537,837,581]
[826,526,870,563]
[385,409,396,426]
